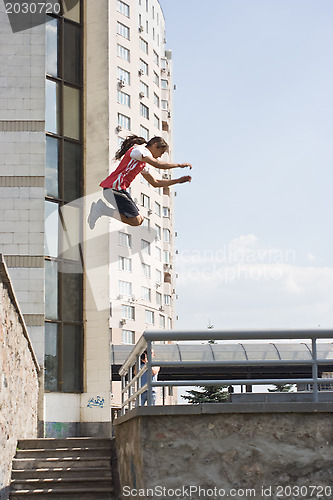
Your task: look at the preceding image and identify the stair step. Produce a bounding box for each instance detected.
[11,467,112,480]
[12,457,111,470]
[10,487,114,499]
[17,438,112,450]
[15,447,111,459]
[11,477,113,491]
[10,439,117,500]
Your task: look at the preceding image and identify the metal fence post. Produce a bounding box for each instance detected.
[312,338,319,402]
[136,353,140,407]
[147,340,152,406]
[121,375,125,415]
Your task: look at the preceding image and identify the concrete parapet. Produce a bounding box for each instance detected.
[114,403,333,499]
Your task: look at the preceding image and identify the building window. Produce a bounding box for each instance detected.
[139,59,149,76]
[117,67,130,85]
[145,309,154,325]
[140,103,149,120]
[141,193,150,208]
[146,0,149,12]
[164,251,170,264]
[156,269,162,283]
[117,0,130,17]
[153,93,160,107]
[154,114,160,129]
[117,44,130,61]
[118,113,131,130]
[122,329,135,344]
[141,239,151,255]
[161,100,168,111]
[117,21,130,39]
[156,292,162,306]
[141,217,150,229]
[140,37,148,54]
[121,304,135,320]
[155,187,162,195]
[155,224,161,239]
[152,27,155,40]
[119,280,132,297]
[153,71,159,86]
[142,286,151,301]
[146,20,149,33]
[155,202,161,217]
[117,90,130,107]
[161,79,168,90]
[142,263,151,278]
[141,174,150,186]
[159,314,166,329]
[156,246,161,261]
[140,81,149,97]
[119,256,132,271]
[163,228,170,242]
[164,294,171,306]
[163,206,170,218]
[153,50,159,66]
[119,232,131,247]
[45,4,84,394]
[167,317,172,329]
[140,125,149,141]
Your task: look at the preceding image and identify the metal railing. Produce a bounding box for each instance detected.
[119,330,333,415]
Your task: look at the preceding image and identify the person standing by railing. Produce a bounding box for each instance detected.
[140,350,160,406]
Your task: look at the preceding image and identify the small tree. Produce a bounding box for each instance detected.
[181,385,229,404]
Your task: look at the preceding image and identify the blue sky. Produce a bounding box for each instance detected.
[160,0,333,330]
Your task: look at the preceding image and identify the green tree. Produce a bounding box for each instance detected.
[181,385,229,404]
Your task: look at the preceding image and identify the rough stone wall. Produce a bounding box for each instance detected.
[0,278,39,500]
[115,409,333,499]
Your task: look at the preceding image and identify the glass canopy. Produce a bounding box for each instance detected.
[111,342,333,365]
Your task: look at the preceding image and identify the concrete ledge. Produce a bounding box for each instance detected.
[114,404,333,494]
[114,402,333,425]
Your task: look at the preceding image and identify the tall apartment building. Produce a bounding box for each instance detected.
[0,0,176,437]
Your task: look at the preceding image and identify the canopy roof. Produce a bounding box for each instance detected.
[111,342,333,382]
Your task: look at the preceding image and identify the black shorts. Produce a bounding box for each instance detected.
[103,188,139,218]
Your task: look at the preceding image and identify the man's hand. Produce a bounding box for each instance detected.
[179,163,192,170]
[178,175,192,184]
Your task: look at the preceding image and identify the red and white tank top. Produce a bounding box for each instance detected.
[100,145,152,191]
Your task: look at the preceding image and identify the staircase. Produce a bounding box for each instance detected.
[10,438,117,499]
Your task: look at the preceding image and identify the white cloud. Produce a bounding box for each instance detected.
[175,236,333,330]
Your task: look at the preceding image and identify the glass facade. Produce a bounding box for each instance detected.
[44,1,84,393]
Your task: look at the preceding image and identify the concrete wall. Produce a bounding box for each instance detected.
[0,256,39,500]
[114,404,333,499]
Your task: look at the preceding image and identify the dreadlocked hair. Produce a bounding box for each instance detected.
[114,135,147,160]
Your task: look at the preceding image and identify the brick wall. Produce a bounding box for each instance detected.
[0,256,39,500]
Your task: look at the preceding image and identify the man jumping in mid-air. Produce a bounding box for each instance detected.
[87,135,192,229]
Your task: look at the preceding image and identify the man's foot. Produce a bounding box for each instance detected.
[87,201,101,230]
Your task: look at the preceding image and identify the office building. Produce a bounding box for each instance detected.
[0,0,176,437]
